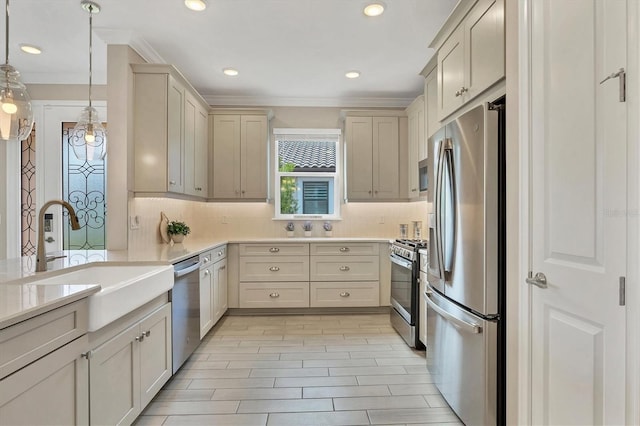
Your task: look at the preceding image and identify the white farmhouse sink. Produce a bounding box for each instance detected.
[26,263,174,331]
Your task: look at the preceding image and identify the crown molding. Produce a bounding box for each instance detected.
[203,95,415,108]
[93,28,166,64]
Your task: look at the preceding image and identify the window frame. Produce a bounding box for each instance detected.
[273,128,341,221]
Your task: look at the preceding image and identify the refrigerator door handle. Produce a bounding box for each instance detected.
[434,139,447,281]
[442,138,456,279]
[425,291,482,334]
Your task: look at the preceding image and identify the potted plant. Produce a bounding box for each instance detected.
[303,221,313,237]
[285,221,295,237]
[323,221,333,237]
[167,220,190,243]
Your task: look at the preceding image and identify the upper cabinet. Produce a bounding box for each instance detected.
[344,112,408,201]
[431,0,505,120]
[406,96,424,199]
[132,64,210,198]
[422,57,439,149]
[209,111,270,200]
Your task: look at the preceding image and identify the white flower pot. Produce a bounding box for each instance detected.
[171,234,185,244]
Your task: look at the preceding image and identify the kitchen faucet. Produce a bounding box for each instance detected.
[36,200,81,272]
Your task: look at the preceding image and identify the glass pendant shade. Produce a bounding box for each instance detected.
[0,64,34,141]
[70,106,106,160]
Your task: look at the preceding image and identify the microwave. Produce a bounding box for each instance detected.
[418,158,428,196]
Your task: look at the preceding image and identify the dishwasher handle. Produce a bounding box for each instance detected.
[174,260,202,278]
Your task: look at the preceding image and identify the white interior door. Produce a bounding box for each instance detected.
[528,1,627,424]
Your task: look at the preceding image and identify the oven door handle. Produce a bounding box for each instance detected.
[390,254,413,270]
[174,260,202,278]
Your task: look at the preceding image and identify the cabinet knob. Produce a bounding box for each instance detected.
[217,251,224,256]
[411,188,417,192]
[340,292,350,297]
[374,190,378,195]
[204,269,210,276]
[269,266,280,272]
[169,180,177,185]
[269,292,280,298]
[144,330,151,338]
[195,187,202,191]
[204,256,210,263]
[368,190,372,194]
[220,265,226,270]
[135,334,144,342]
[339,247,350,252]
[241,190,245,195]
[269,247,280,253]
[454,87,468,97]
[339,266,350,272]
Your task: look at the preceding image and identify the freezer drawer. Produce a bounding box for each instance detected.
[425,287,497,426]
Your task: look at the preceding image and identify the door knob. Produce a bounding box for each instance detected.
[526,272,548,289]
[45,236,55,243]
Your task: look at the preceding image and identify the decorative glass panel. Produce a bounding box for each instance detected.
[21,126,36,256]
[62,122,106,250]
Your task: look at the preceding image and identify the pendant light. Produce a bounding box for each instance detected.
[69,0,106,161]
[0,0,34,142]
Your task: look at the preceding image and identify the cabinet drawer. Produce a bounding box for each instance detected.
[310,282,380,308]
[239,256,309,282]
[310,243,379,256]
[0,300,88,379]
[310,256,379,282]
[239,282,310,308]
[212,245,227,261]
[239,243,309,256]
[199,250,213,264]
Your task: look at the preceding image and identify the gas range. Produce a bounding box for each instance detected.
[390,239,428,262]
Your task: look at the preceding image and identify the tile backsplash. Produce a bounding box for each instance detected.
[129,198,429,247]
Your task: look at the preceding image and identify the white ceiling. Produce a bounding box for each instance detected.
[5,0,457,107]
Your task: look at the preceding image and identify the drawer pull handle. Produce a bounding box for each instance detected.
[218,251,224,256]
[269,247,280,253]
[144,330,151,337]
[269,266,280,272]
[340,292,350,297]
[339,266,350,271]
[269,292,280,298]
[220,265,226,271]
[339,247,350,252]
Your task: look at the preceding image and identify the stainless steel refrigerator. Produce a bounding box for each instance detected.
[425,97,506,426]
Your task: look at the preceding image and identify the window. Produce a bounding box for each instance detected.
[274,128,340,220]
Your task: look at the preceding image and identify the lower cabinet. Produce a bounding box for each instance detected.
[200,248,228,339]
[89,303,172,425]
[0,335,89,425]
[236,243,382,309]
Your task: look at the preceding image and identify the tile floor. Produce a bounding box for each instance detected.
[135,313,462,426]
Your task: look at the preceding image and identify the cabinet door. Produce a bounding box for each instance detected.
[200,266,214,338]
[213,258,228,324]
[194,104,209,197]
[167,76,185,193]
[0,335,88,426]
[373,117,400,199]
[423,67,439,147]
[438,26,465,120]
[465,0,504,99]
[241,115,268,199]
[407,101,423,199]
[90,324,140,426]
[183,93,198,196]
[211,115,241,199]
[346,116,374,199]
[139,303,172,408]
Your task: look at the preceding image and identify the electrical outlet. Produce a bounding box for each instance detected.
[222,216,229,224]
[379,216,385,224]
[129,215,140,230]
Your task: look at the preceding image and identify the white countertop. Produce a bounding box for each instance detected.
[0,237,391,328]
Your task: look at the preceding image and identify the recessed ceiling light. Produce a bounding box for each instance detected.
[364,3,385,17]
[345,71,361,79]
[184,0,206,11]
[223,68,239,76]
[20,44,42,55]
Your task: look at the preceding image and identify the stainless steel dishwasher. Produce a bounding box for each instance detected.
[171,256,202,373]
